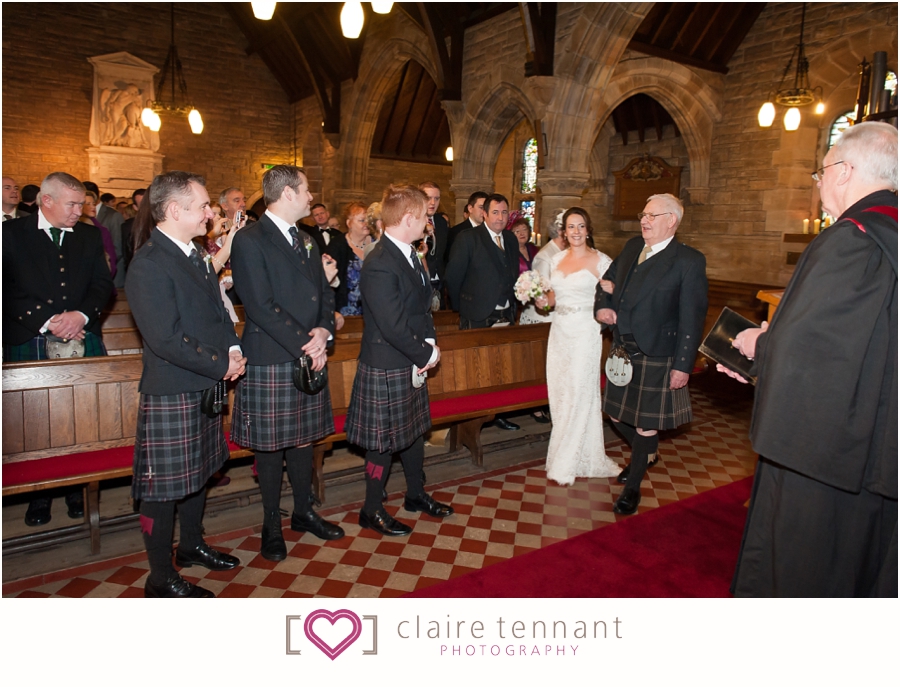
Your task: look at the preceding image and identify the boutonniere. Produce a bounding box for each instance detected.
[203,254,213,272]
[303,236,313,258]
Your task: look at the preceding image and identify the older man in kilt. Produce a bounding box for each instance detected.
[127,172,247,598]
[345,185,454,536]
[230,165,344,562]
[595,193,707,515]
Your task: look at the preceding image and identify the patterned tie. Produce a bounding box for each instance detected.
[49,226,62,248]
[410,247,425,285]
[189,247,205,272]
[638,244,652,265]
[288,226,302,253]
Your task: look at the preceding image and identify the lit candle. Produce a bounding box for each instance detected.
[813,219,821,234]
[802,219,809,234]
[536,233,541,246]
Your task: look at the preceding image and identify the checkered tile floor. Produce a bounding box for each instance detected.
[3,386,758,598]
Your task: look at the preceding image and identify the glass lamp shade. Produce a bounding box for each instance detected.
[814,101,825,115]
[141,108,161,132]
[783,107,801,131]
[371,2,393,13]
[251,1,276,20]
[341,2,364,39]
[757,102,776,127]
[188,109,204,134]
[445,146,453,162]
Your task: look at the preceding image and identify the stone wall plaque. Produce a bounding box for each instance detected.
[612,155,682,220]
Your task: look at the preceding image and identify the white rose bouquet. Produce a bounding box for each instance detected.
[514,269,551,305]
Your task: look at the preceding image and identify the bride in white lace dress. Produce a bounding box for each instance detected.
[536,208,620,486]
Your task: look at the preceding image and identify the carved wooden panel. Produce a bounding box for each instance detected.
[613,155,682,220]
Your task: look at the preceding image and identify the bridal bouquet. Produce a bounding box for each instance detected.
[515,269,551,305]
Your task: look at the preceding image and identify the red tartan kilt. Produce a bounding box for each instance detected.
[231,361,335,451]
[345,362,431,453]
[132,391,228,502]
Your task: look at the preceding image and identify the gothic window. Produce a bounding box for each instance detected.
[827,112,855,149]
[521,138,538,193]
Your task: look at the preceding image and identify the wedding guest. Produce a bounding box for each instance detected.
[363,201,383,259]
[510,214,538,274]
[81,189,118,281]
[339,201,371,316]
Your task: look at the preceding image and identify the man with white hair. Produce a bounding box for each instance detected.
[724,121,897,597]
[594,192,708,516]
[2,171,114,526]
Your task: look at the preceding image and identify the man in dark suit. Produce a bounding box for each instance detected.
[126,171,246,598]
[121,187,146,270]
[418,181,450,308]
[345,185,453,536]
[230,166,344,561]
[594,193,708,515]
[2,176,26,221]
[309,202,349,313]
[445,192,522,430]
[447,190,488,257]
[3,172,114,526]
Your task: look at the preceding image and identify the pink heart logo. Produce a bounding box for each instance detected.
[304,609,362,660]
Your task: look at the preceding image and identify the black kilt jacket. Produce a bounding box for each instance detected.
[594,235,708,375]
[2,213,113,346]
[126,228,240,501]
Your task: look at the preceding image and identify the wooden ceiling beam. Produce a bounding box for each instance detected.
[702,4,745,63]
[519,2,557,77]
[627,39,728,74]
[649,3,677,44]
[417,2,463,100]
[670,3,702,52]
[688,3,724,56]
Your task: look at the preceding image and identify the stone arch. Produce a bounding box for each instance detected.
[590,57,723,203]
[335,17,439,194]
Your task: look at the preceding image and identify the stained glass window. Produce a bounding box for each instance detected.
[519,200,535,232]
[521,138,538,194]
[828,112,855,149]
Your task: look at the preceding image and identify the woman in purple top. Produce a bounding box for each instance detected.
[510,215,539,274]
[81,190,117,280]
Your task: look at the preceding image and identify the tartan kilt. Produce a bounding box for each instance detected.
[345,362,431,453]
[231,361,335,451]
[132,391,228,502]
[604,353,692,430]
[3,331,107,361]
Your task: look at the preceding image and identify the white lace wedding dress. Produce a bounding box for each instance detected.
[545,249,620,485]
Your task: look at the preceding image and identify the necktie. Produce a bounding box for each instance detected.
[3,213,11,222]
[638,244,652,265]
[189,247,205,272]
[410,247,425,285]
[494,234,503,250]
[49,226,62,248]
[288,226,301,252]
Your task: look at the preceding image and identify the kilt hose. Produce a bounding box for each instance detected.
[604,353,692,430]
[345,362,431,454]
[2,331,107,361]
[231,361,335,451]
[132,391,229,502]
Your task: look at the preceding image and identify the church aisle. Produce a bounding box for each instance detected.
[4,381,757,598]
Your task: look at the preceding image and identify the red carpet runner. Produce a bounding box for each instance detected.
[408,477,753,598]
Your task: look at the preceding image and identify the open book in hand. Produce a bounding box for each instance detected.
[699,307,759,385]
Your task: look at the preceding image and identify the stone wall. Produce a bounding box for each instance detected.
[1,2,291,198]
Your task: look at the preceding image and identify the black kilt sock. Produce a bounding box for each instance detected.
[140,500,176,585]
[399,437,426,500]
[614,422,637,447]
[628,433,659,488]
[363,449,392,513]
[285,446,314,513]
[255,450,285,513]
[177,488,207,550]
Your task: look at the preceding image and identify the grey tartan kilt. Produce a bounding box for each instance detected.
[231,360,335,451]
[132,391,228,502]
[345,362,431,454]
[603,353,692,430]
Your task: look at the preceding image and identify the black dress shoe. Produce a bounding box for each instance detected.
[260,513,287,562]
[25,497,52,526]
[404,493,454,518]
[65,491,84,519]
[145,574,215,598]
[613,487,641,515]
[359,508,412,536]
[531,411,551,424]
[493,417,520,431]
[291,509,345,540]
[616,453,660,484]
[175,542,240,571]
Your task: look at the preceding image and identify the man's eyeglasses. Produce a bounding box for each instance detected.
[637,212,672,220]
[811,160,845,181]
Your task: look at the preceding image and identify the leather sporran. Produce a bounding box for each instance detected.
[293,354,328,395]
[44,334,85,358]
[604,344,633,387]
[201,380,227,419]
